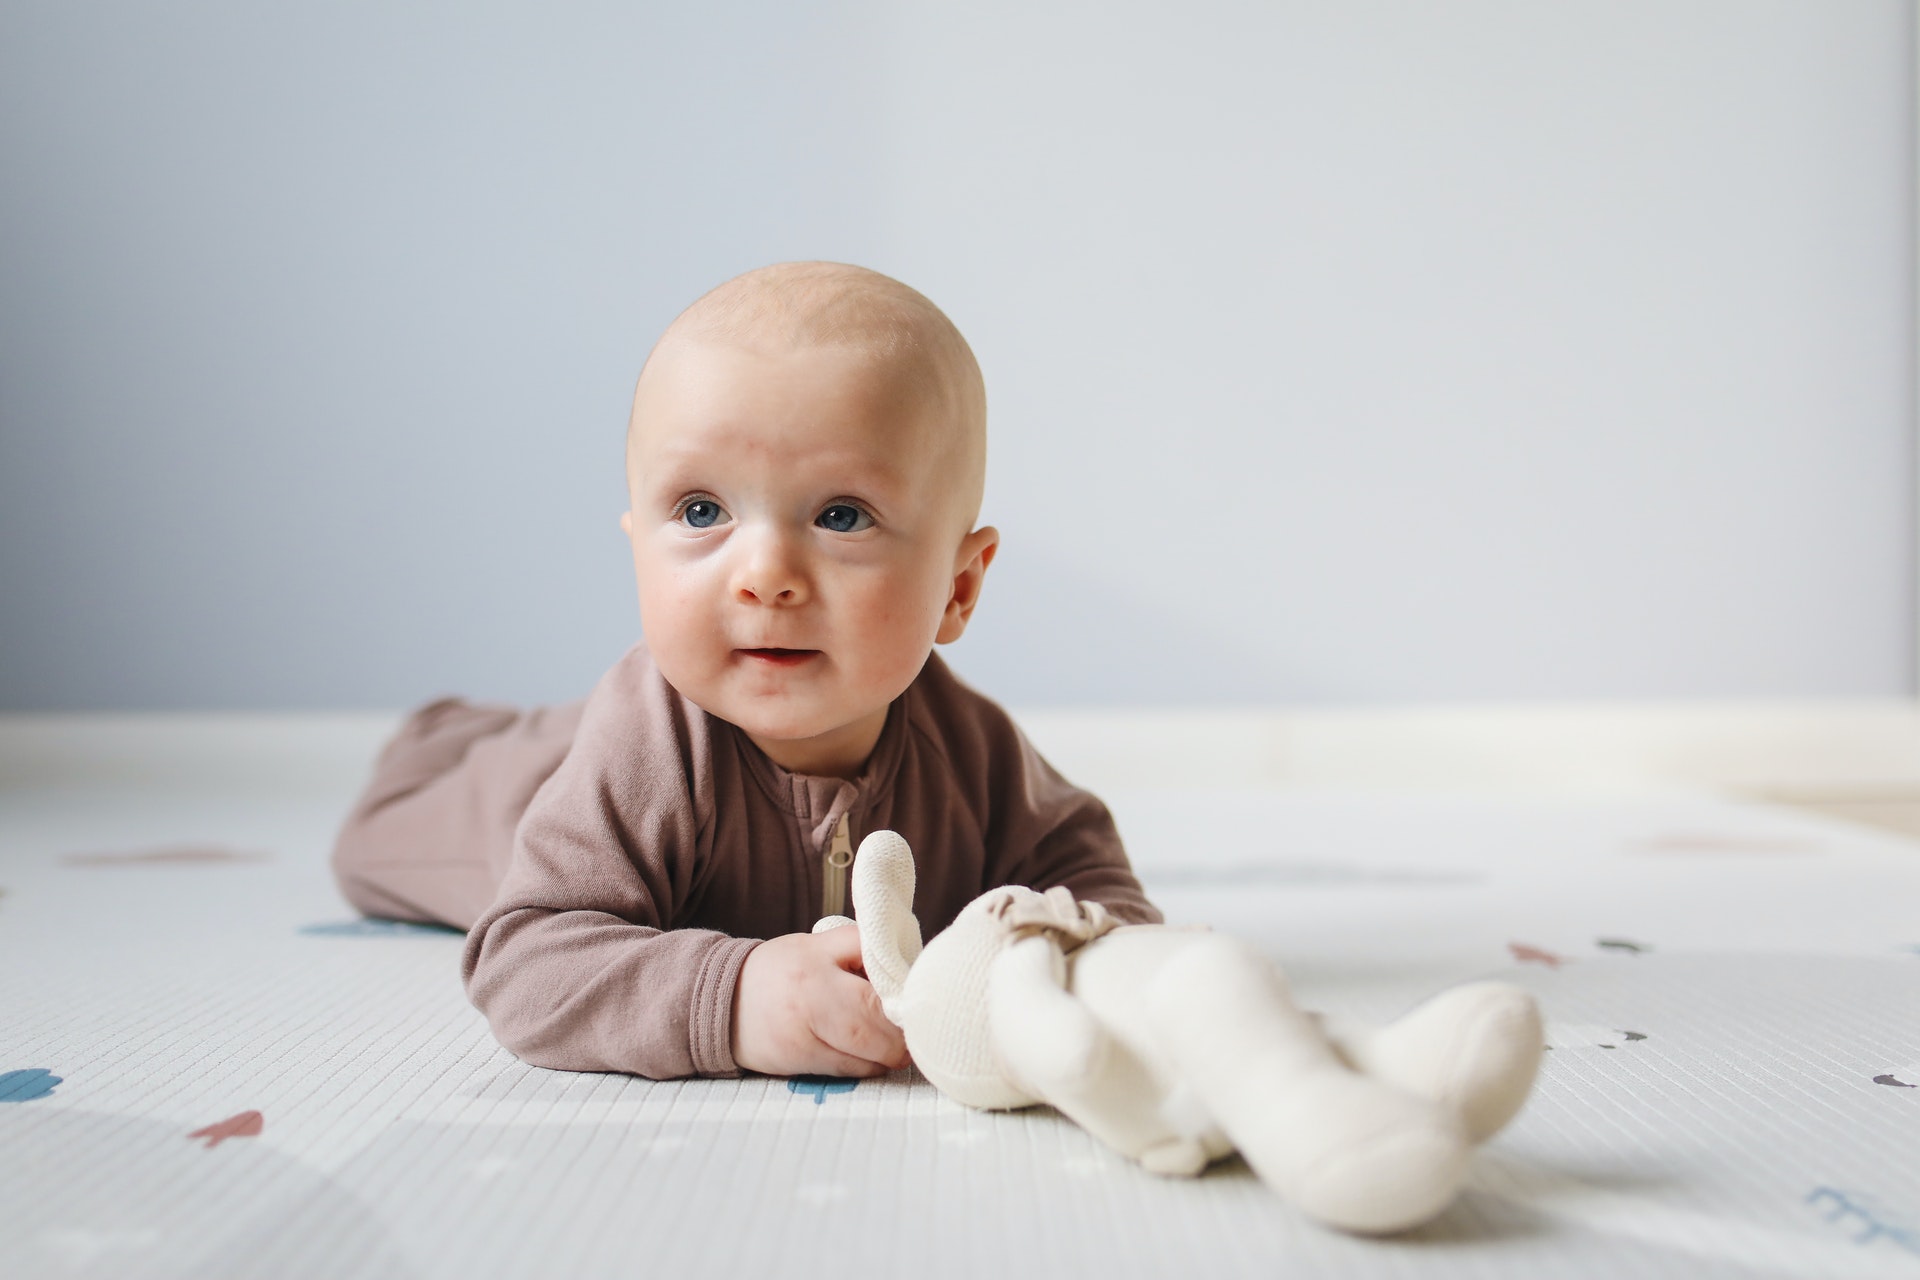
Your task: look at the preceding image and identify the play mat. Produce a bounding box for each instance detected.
[2,726,1917,1278]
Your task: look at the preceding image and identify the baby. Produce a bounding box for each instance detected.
[332,262,1160,1081]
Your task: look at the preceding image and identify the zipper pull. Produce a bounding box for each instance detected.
[822,813,854,919]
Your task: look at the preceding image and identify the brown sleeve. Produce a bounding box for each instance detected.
[460,649,758,1080]
[989,727,1162,925]
[914,657,1161,925]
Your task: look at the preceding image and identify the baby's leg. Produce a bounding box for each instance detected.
[330,697,583,930]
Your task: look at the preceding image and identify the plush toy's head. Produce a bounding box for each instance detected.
[850,831,1042,1110]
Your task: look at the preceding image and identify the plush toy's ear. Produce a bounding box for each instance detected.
[851,830,921,1015]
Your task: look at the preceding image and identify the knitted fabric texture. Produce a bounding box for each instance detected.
[988,886,1117,953]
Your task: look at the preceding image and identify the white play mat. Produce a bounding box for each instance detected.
[2,726,1917,1278]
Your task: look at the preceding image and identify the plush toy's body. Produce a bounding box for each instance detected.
[820,831,1544,1235]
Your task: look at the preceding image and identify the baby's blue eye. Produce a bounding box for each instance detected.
[680,499,727,529]
[816,504,872,533]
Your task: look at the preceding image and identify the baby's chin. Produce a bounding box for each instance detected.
[715,698,895,776]
[723,704,874,747]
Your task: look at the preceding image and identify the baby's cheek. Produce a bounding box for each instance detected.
[841,579,922,641]
[853,601,945,692]
[638,587,714,665]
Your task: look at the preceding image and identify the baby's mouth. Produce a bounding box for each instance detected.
[739,648,820,668]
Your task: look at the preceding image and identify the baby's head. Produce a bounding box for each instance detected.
[622,262,998,778]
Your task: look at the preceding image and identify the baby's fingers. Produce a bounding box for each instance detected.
[797,1044,895,1079]
[812,973,910,1070]
[815,922,868,976]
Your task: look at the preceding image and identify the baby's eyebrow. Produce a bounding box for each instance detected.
[636,442,919,504]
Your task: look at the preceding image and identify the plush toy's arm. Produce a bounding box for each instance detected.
[988,936,1108,1089]
[849,832,921,1019]
[989,936,1197,1170]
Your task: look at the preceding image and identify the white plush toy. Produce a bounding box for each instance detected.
[815,831,1544,1235]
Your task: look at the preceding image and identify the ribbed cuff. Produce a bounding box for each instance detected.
[689,936,761,1077]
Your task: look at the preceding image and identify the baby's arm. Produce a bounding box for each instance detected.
[466,891,905,1079]
[457,656,751,1079]
[928,662,1160,923]
[730,925,908,1077]
[993,737,1161,925]
[464,892,752,1078]
[465,811,906,1079]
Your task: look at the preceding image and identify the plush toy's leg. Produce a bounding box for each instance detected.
[1318,982,1543,1143]
[1145,936,1469,1235]
[1136,1136,1212,1177]
[991,936,1199,1171]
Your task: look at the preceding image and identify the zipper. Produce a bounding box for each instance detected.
[821,812,853,919]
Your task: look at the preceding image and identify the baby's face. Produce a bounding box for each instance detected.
[624,339,995,777]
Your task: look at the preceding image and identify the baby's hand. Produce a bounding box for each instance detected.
[731,925,911,1078]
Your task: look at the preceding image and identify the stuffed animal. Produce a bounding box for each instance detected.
[815,831,1544,1235]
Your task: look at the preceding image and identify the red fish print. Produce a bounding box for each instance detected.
[66,845,269,866]
[188,1111,264,1148]
[1508,942,1565,968]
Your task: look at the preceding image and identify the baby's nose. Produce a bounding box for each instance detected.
[732,530,809,604]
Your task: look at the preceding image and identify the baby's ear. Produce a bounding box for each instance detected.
[935,526,999,645]
[852,831,922,1011]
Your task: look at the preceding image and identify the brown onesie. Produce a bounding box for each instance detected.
[332,644,1159,1081]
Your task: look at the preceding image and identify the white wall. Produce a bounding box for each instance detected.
[0,1,1910,710]
[880,1,1916,703]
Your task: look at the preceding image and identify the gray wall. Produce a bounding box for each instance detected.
[1,1,1911,710]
